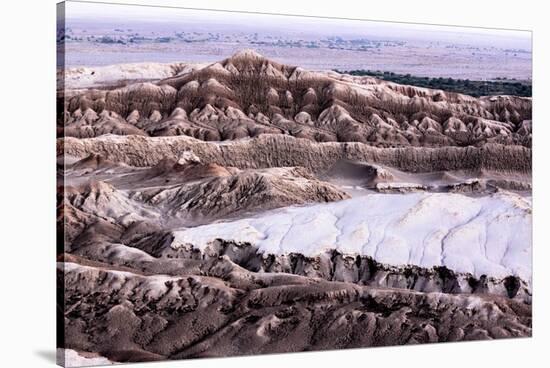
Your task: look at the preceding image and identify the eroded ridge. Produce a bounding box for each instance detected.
[58,50,532,365]
[59,51,532,148]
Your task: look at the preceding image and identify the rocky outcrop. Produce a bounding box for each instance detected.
[60,134,532,174]
[58,260,531,363]
[58,52,532,147]
[62,164,349,228]
[133,166,350,221]
[57,50,532,363]
[60,182,532,303]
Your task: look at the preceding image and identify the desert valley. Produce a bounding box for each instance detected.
[57,47,532,366]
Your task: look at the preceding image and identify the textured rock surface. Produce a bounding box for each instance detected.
[169,192,532,285]
[59,260,531,363]
[60,134,531,173]
[59,52,532,147]
[57,50,532,364]
[62,163,349,224]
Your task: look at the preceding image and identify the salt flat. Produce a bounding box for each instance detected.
[172,191,532,281]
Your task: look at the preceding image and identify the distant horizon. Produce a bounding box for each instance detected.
[58,1,532,80]
[63,1,531,49]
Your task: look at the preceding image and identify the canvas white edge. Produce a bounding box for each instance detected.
[1,0,548,367]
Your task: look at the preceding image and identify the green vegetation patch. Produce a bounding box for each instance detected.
[335,69,532,98]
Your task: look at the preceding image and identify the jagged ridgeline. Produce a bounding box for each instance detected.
[59,50,532,148]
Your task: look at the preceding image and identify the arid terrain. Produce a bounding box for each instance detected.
[57,50,532,366]
[60,12,532,81]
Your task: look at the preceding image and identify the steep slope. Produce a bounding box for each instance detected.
[60,134,531,174]
[170,191,532,284]
[62,160,349,227]
[59,260,531,363]
[59,51,532,147]
[135,167,349,220]
[325,159,531,193]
